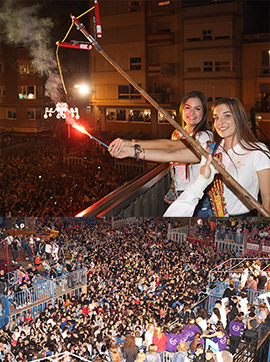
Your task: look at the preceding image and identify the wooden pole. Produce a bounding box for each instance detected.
[71,16,270,217]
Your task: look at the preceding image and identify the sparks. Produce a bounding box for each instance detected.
[72,123,91,138]
[44,102,108,148]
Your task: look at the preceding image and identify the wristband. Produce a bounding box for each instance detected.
[134,144,143,161]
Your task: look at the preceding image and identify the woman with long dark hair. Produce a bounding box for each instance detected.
[109,97,270,216]
[109,91,213,216]
[123,335,139,362]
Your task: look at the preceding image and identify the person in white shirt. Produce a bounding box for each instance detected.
[109,97,270,217]
[108,91,213,216]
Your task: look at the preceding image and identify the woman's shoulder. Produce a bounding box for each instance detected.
[195,130,213,141]
[239,141,270,153]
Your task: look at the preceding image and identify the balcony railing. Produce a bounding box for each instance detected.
[76,163,171,217]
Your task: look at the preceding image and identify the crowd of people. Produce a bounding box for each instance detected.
[0,136,138,217]
[0,218,268,361]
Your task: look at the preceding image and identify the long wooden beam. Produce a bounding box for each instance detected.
[71,15,270,217]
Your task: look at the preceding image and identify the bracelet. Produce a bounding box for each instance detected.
[134,144,144,161]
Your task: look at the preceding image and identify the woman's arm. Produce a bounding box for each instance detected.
[109,145,201,164]
[163,154,217,217]
[108,138,192,155]
[201,331,218,338]
[257,168,270,212]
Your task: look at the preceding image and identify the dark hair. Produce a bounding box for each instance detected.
[179,91,209,136]
[215,321,226,334]
[234,312,244,322]
[212,97,270,158]
[213,307,221,321]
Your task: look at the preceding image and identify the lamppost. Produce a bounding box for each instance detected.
[74,84,90,96]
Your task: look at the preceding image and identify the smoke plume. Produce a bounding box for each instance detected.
[0,0,63,102]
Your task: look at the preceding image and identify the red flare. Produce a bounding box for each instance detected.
[94,0,102,38]
[56,41,92,50]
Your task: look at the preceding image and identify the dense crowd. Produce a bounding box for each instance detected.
[0,136,138,217]
[0,218,269,361]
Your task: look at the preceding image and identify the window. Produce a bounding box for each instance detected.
[0,86,6,97]
[27,109,35,120]
[129,1,140,12]
[215,61,230,72]
[129,109,151,122]
[118,85,129,99]
[18,63,35,74]
[158,1,170,6]
[106,108,151,122]
[118,85,141,100]
[116,109,126,121]
[130,85,141,99]
[18,85,36,99]
[106,109,117,121]
[202,29,212,40]
[7,109,16,119]
[130,57,141,70]
[158,110,176,124]
[203,61,213,72]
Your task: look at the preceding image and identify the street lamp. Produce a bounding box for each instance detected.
[74,84,90,96]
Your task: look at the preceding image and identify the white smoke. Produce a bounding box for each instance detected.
[0,0,63,102]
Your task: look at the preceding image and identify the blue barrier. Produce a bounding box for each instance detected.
[0,268,87,328]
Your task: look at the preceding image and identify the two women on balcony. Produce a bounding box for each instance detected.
[109,95,270,217]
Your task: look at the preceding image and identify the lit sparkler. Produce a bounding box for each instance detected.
[44,102,108,148]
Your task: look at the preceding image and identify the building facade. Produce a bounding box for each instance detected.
[0,45,52,135]
[0,0,269,140]
[88,0,270,140]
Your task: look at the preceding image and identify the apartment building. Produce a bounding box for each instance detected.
[0,0,269,139]
[0,45,52,134]
[88,0,269,140]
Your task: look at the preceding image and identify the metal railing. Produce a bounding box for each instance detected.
[0,268,87,328]
[52,267,87,297]
[207,257,270,291]
[6,279,53,313]
[76,163,170,217]
[0,142,32,157]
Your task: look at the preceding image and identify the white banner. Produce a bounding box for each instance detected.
[262,245,270,253]
[246,243,259,251]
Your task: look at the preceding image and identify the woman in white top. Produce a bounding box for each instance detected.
[109,98,270,216]
[109,91,213,216]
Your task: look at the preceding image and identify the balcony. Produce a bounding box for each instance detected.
[76,163,171,217]
[147,32,174,46]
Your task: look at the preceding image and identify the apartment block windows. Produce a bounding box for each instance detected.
[18,85,36,99]
[27,109,35,120]
[215,61,230,72]
[0,86,6,97]
[7,109,16,119]
[130,57,141,70]
[202,29,212,40]
[118,84,141,99]
[158,110,176,124]
[118,85,129,99]
[203,61,213,72]
[106,108,151,122]
[18,63,35,75]
[129,1,140,12]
